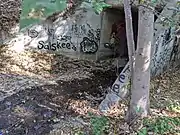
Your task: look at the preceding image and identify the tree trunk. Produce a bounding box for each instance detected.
[98,0,137,113]
[123,0,136,121]
[123,0,135,80]
[99,0,177,113]
[127,4,154,123]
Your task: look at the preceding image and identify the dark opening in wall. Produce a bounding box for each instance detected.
[99,6,164,63]
[100,7,138,60]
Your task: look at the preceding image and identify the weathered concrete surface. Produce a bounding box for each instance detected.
[4,1,105,60]
[4,1,138,61]
[151,0,179,76]
[105,0,166,8]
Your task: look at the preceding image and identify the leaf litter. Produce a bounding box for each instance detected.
[0,45,179,134]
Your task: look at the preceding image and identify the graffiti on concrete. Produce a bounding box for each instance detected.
[28,29,39,38]
[79,26,100,54]
[71,24,100,40]
[27,26,55,38]
[164,28,171,43]
[46,27,55,37]
[151,27,174,76]
[67,23,101,54]
[80,37,98,53]
[58,35,72,42]
[37,40,77,51]
[27,22,100,53]
[37,29,77,51]
[72,24,87,36]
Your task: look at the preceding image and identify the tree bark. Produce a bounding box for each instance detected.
[123,0,136,121]
[123,0,135,78]
[127,4,154,123]
[99,0,177,113]
[98,0,137,113]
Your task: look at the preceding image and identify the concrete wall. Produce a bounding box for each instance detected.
[151,28,175,76]
[25,2,102,60]
[5,0,178,77]
[9,1,136,60]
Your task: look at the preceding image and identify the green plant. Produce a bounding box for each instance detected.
[89,113,109,135]
[166,101,180,113]
[138,127,148,135]
[20,0,67,28]
[74,130,84,135]
[138,116,180,135]
[91,0,111,14]
[73,127,84,135]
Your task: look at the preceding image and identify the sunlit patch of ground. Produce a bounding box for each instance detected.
[0,44,114,79]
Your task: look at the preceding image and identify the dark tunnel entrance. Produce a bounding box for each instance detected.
[99,7,138,68]
[100,6,163,68]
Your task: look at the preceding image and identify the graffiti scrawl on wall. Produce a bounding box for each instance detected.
[71,24,87,36]
[27,23,100,54]
[80,37,98,53]
[28,29,39,38]
[151,27,174,76]
[37,40,77,51]
[73,23,100,54]
[79,24,100,53]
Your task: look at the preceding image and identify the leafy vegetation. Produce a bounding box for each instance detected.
[167,102,180,113]
[89,113,109,135]
[91,0,111,14]
[20,0,67,28]
[138,116,180,135]
[73,128,84,135]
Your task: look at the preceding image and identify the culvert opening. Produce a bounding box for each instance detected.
[100,7,138,69]
[100,5,164,69]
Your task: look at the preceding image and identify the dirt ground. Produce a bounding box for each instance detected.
[0,45,179,135]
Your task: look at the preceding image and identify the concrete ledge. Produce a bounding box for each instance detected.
[105,0,165,9]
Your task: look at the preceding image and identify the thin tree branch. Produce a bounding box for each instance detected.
[123,0,136,123]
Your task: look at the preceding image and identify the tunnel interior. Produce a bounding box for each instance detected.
[100,6,163,61]
[100,7,138,60]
